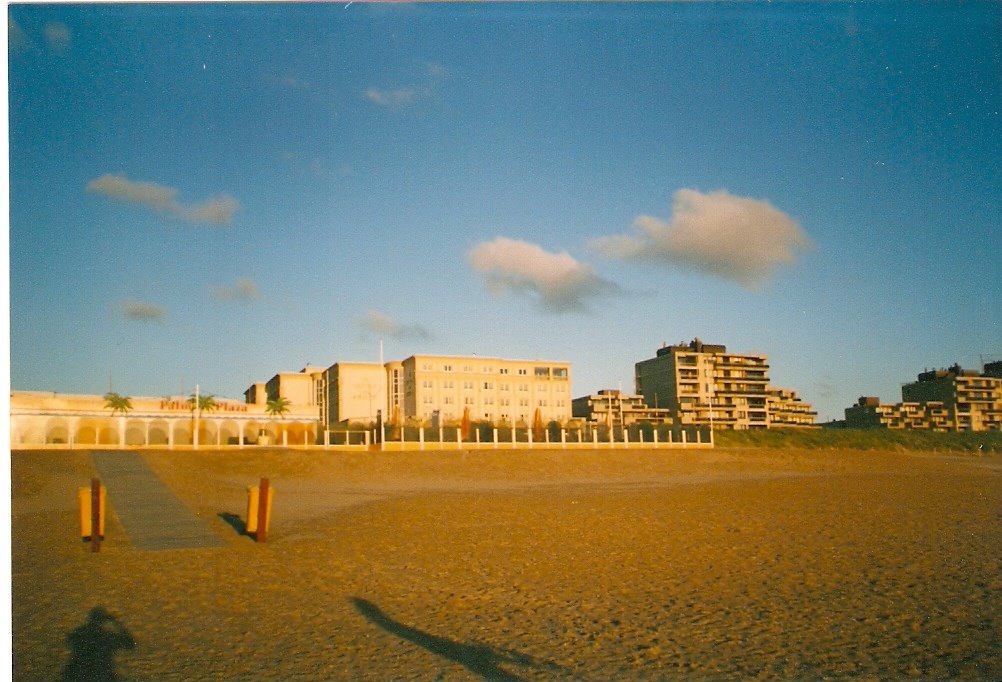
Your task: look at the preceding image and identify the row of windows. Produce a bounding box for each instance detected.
[416,363,569,377]
[415,380,568,393]
[421,396,567,408]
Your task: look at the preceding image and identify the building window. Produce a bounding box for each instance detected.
[443,364,453,372]
[535,367,550,378]
[463,381,473,390]
[500,368,508,375]
[518,369,527,376]
[484,382,493,389]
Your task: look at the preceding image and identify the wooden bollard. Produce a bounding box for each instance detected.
[90,478,102,552]
[256,478,269,543]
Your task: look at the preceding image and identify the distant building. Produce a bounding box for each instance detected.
[768,388,818,427]
[634,339,772,429]
[844,396,952,431]
[901,364,1002,431]
[844,363,1002,432]
[318,354,572,428]
[10,390,319,448]
[571,389,672,427]
[323,362,388,425]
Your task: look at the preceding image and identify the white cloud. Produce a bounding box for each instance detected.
[359,310,431,341]
[9,18,30,52]
[87,174,239,225]
[183,195,240,225]
[213,278,260,302]
[468,237,620,314]
[43,21,71,52]
[364,87,418,107]
[590,188,812,289]
[119,299,166,322]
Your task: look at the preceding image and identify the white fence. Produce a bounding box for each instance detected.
[327,423,713,451]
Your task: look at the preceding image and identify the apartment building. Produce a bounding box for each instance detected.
[571,389,672,427]
[844,363,1002,432]
[768,388,818,427]
[319,354,572,427]
[844,397,952,431]
[900,364,1002,431]
[635,339,771,429]
[400,354,572,425]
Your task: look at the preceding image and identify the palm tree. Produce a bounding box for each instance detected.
[103,392,133,447]
[266,396,291,445]
[186,391,219,447]
[103,392,133,416]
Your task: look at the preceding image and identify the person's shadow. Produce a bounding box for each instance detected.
[350,597,561,681]
[62,607,135,681]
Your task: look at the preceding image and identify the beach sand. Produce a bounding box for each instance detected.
[11,446,1002,681]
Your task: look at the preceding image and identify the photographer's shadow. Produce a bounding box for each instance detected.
[62,607,135,682]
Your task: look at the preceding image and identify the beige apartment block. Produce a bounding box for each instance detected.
[571,389,672,427]
[635,339,771,429]
[319,354,572,428]
[400,354,572,425]
[767,388,818,427]
[900,364,1002,431]
[844,397,951,431]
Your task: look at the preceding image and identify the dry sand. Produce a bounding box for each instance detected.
[11,446,1002,681]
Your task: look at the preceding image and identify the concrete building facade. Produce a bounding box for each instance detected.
[768,388,818,427]
[844,363,1002,432]
[635,339,772,429]
[400,354,571,425]
[322,354,572,427]
[571,389,673,427]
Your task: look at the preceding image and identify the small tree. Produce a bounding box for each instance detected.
[187,392,219,445]
[266,396,291,444]
[103,392,133,416]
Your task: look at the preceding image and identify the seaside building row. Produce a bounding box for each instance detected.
[844,362,1002,432]
[9,340,817,448]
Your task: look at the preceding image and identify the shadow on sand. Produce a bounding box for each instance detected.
[218,511,247,536]
[351,597,561,681]
[62,606,135,682]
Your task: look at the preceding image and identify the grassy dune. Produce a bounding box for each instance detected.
[716,427,1002,452]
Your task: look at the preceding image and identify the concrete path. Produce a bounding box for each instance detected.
[91,451,226,551]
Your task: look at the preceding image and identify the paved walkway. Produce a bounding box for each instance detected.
[91,451,226,550]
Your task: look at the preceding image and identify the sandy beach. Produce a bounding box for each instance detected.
[11,446,1002,681]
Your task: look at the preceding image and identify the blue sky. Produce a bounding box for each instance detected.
[7,2,1001,421]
